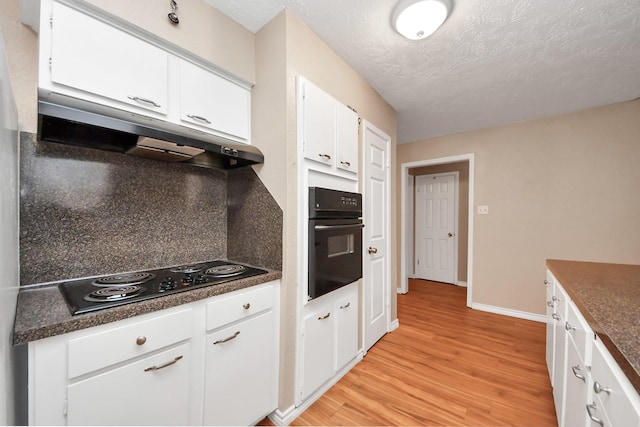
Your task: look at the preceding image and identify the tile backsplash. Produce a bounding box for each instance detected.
[19,132,282,285]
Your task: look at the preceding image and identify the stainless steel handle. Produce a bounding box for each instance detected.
[593,382,611,395]
[243,303,251,310]
[552,296,560,301]
[586,403,604,427]
[572,365,586,382]
[314,223,364,231]
[448,232,453,237]
[127,95,161,108]
[144,355,183,372]
[318,313,331,320]
[565,321,576,332]
[340,161,351,167]
[552,313,560,320]
[368,247,378,254]
[319,153,332,160]
[547,301,554,307]
[186,114,211,124]
[213,331,240,345]
[136,336,147,345]
[340,302,351,309]
[544,279,549,285]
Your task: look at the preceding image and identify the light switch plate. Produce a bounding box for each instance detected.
[477,205,489,215]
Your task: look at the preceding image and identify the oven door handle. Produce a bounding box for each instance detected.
[314,223,364,231]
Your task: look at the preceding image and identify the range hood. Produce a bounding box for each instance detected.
[38,100,264,169]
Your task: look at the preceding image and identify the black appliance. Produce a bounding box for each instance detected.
[308,187,363,300]
[58,260,268,315]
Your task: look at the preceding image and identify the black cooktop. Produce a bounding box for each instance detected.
[58,260,268,315]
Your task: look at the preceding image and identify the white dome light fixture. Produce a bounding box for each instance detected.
[392,0,452,41]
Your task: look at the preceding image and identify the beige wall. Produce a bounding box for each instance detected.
[410,161,469,281]
[253,10,398,411]
[397,100,640,315]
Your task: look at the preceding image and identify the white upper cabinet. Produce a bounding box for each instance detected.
[178,59,250,142]
[46,1,169,116]
[299,77,358,179]
[39,0,252,144]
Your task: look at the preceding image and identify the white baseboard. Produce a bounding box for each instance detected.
[269,351,364,426]
[472,303,546,323]
[456,281,467,287]
[389,319,400,332]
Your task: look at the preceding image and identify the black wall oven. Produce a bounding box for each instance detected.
[308,187,363,300]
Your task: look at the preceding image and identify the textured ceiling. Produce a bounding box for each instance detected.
[206,0,640,143]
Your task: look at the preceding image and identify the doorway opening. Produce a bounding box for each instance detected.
[400,154,475,308]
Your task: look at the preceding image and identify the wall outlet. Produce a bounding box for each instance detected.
[477,205,489,215]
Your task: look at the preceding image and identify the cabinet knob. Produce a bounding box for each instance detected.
[565,321,576,332]
[593,382,611,395]
[243,303,251,310]
[544,279,549,285]
[368,247,378,254]
[136,336,147,345]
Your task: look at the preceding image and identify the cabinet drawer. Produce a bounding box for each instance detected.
[68,308,192,378]
[590,339,640,427]
[206,284,273,331]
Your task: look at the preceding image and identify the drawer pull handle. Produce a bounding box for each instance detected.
[565,321,576,332]
[586,403,604,427]
[340,302,351,309]
[544,279,549,285]
[571,365,586,382]
[213,331,240,345]
[318,313,331,320]
[547,301,554,307]
[340,161,351,167]
[243,303,251,310]
[319,153,332,160]
[186,114,212,124]
[552,313,560,320]
[136,336,147,345]
[144,355,183,372]
[593,382,611,395]
[127,95,161,108]
[552,296,560,301]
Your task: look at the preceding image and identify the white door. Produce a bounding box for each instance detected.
[363,121,390,352]
[414,174,456,284]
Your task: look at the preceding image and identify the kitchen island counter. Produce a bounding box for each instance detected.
[547,259,640,393]
[13,268,281,345]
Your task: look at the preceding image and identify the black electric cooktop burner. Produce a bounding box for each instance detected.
[58,260,268,315]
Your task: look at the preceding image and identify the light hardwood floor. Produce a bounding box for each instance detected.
[288,279,558,426]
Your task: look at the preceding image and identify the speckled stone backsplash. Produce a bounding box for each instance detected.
[19,132,282,285]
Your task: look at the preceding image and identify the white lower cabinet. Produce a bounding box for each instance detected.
[28,280,279,426]
[203,311,276,426]
[545,270,640,427]
[299,283,359,403]
[67,343,191,426]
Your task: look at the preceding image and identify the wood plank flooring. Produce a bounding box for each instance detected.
[289,279,558,426]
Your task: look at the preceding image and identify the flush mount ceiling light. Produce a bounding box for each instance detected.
[392,0,452,40]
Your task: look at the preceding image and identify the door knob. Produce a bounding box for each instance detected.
[448,233,454,237]
[368,247,378,254]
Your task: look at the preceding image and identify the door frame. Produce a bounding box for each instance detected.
[400,154,475,308]
[361,120,391,353]
[413,172,459,285]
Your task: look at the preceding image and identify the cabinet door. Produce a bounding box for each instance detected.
[49,2,169,115]
[67,343,190,426]
[301,80,336,166]
[301,305,335,400]
[564,337,590,427]
[178,59,250,141]
[545,272,556,384]
[335,291,358,371]
[336,104,358,175]
[203,311,276,426]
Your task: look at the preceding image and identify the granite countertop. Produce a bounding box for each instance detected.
[13,269,281,346]
[546,259,640,393]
